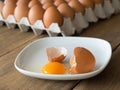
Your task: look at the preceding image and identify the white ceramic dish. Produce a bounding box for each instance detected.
[14,37,112,80]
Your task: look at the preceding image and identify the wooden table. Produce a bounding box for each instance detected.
[0,14,120,90]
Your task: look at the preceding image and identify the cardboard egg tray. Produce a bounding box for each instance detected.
[0,0,120,37]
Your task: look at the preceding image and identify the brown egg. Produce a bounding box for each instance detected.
[28,4,44,25]
[16,0,31,6]
[54,0,66,6]
[68,0,85,14]
[14,5,29,22]
[0,2,4,12]
[91,0,104,4]
[57,3,75,20]
[2,3,16,19]
[43,6,63,28]
[28,0,40,8]
[65,0,71,2]
[79,0,94,9]
[40,0,53,4]
[42,2,54,10]
[4,0,17,4]
[69,47,96,74]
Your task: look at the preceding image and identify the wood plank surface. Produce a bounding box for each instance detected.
[0,26,47,57]
[73,45,120,90]
[0,14,120,90]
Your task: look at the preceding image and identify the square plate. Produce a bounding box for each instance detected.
[14,37,112,80]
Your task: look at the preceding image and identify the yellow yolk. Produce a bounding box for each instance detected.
[41,62,66,74]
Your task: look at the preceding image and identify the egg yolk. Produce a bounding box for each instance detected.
[41,62,66,74]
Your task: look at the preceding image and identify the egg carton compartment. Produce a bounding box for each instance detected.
[112,0,120,13]
[0,0,120,37]
[1,12,89,36]
[2,13,70,36]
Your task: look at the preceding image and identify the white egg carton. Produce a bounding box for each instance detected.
[0,0,120,36]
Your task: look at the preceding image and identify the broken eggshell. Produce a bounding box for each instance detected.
[69,47,96,74]
[46,47,67,62]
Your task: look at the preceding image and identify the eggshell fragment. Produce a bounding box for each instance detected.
[43,6,63,28]
[70,47,96,74]
[57,3,75,20]
[46,47,67,62]
[68,0,85,14]
[2,3,16,19]
[14,5,29,22]
[28,4,44,24]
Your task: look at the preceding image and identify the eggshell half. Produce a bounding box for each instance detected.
[70,47,96,74]
[46,47,67,62]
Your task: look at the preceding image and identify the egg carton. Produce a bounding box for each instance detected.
[0,0,120,37]
[0,12,89,36]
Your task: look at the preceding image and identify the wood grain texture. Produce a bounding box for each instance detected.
[0,26,47,57]
[73,45,120,90]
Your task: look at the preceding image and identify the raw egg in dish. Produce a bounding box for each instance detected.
[42,62,66,74]
[70,47,96,74]
[46,47,67,62]
[43,6,63,28]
